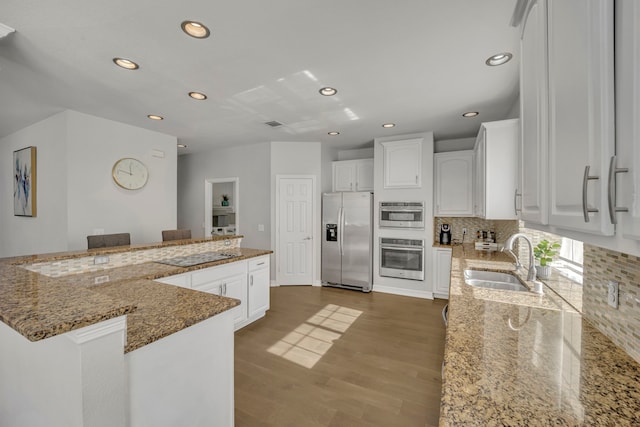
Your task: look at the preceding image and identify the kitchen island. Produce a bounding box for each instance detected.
[0,235,271,427]
[440,245,640,426]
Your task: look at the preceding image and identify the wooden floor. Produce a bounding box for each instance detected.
[234,286,448,427]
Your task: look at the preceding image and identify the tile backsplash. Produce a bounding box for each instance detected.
[23,238,242,277]
[582,245,640,364]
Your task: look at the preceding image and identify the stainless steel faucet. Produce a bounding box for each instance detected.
[503,233,537,281]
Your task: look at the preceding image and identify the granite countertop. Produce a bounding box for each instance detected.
[0,242,271,353]
[440,245,640,426]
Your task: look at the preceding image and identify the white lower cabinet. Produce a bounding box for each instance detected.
[156,256,270,330]
[248,256,270,319]
[433,248,452,299]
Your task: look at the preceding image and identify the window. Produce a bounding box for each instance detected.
[553,237,583,284]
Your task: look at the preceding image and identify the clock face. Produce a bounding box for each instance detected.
[112,158,149,190]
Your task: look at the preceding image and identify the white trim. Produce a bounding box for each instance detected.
[204,177,240,238]
[66,315,127,345]
[275,174,317,286]
[373,285,434,300]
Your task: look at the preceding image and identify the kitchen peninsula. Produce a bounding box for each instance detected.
[440,245,640,426]
[0,235,271,427]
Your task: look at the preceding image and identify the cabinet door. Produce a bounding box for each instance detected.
[484,120,519,220]
[248,266,270,318]
[433,248,452,298]
[547,0,615,235]
[355,159,374,192]
[333,161,355,192]
[616,0,640,240]
[221,273,248,325]
[519,0,548,224]
[434,151,474,216]
[381,139,422,188]
[473,131,486,218]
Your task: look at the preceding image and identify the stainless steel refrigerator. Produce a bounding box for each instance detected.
[321,192,373,292]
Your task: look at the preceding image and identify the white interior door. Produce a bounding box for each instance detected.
[276,176,314,285]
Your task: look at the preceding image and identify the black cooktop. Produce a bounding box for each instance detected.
[156,251,239,267]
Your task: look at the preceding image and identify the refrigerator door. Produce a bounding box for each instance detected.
[341,192,373,290]
[321,192,343,284]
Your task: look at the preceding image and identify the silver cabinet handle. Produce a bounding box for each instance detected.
[582,165,600,223]
[415,175,418,184]
[607,155,629,225]
[250,275,253,286]
[256,261,265,266]
[303,236,312,240]
[514,189,522,216]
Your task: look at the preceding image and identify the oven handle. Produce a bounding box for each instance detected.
[380,245,424,251]
[339,207,344,256]
[380,208,424,213]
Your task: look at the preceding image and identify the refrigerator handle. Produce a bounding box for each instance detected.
[339,207,345,255]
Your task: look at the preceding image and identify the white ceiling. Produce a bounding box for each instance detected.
[0,0,520,154]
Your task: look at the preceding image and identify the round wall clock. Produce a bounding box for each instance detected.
[112,158,149,190]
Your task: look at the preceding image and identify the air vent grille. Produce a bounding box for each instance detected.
[265,121,284,127]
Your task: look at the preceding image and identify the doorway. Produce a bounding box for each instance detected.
[205,178,239,237]
[275,175,316,285]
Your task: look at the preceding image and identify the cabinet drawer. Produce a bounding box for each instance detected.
[248,256,269,271]
[191,261,247,287]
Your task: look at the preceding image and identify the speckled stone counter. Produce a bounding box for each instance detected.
[440,245,640,426]
[0,239,271,353]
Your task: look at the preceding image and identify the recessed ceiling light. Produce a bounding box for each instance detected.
[188,91,207,100]
[147,115,163,121]
[181,21,210,39]
[462,111,479,118]
[328,131,340,136]
[113,58,139,70]
[485,52,513,66]
[382,123,396,128]
[177,143,187,148]
[319,87,337,96]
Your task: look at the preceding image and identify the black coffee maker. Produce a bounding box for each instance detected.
[439,224,451,245]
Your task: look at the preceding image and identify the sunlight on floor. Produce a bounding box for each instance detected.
[267,304,363,368]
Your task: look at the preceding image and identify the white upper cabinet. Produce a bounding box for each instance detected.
[615,0,640,240]
[381,139,422,189]
[474,119,519,220]
[332,159,374,192]
[434,151,474,217]
[546,0,615,235]
[519,0,548,224]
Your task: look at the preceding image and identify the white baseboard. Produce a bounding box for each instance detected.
[373,285,434,300]
[270,280,278,287]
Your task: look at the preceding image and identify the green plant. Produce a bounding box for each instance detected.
[533,240,561,266]
[221,194,229,201]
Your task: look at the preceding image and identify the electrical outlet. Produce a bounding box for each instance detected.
[462,228,467,235]
[607,280,619,309]
[94,255,110,265]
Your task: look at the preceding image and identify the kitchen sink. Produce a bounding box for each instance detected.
[463,269,529,292]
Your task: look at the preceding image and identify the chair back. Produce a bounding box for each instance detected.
[87,233,131,249]
[162,229,192,242]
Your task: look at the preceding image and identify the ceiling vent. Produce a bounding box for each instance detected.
[264,120,284,128]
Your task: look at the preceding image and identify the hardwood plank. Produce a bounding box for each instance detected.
[235,286,447,427]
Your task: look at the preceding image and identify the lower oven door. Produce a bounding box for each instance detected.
[379,244,424,280]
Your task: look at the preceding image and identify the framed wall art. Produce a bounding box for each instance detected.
[13,146,37,217]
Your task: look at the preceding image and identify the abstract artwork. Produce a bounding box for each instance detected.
[13,146,37,217]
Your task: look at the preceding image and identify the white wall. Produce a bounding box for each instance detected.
[434,137,476,153]
[270,141,322,283]
[177,142,271,251]
[0,110,178,257]
[65,111,177,249]
[337,147,374,161]
[0,113,68,257]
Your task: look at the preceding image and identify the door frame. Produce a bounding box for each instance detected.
[275,174,317,286]
[204,177,239,237]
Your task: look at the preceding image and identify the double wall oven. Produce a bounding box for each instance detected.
[378,201,425,281]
